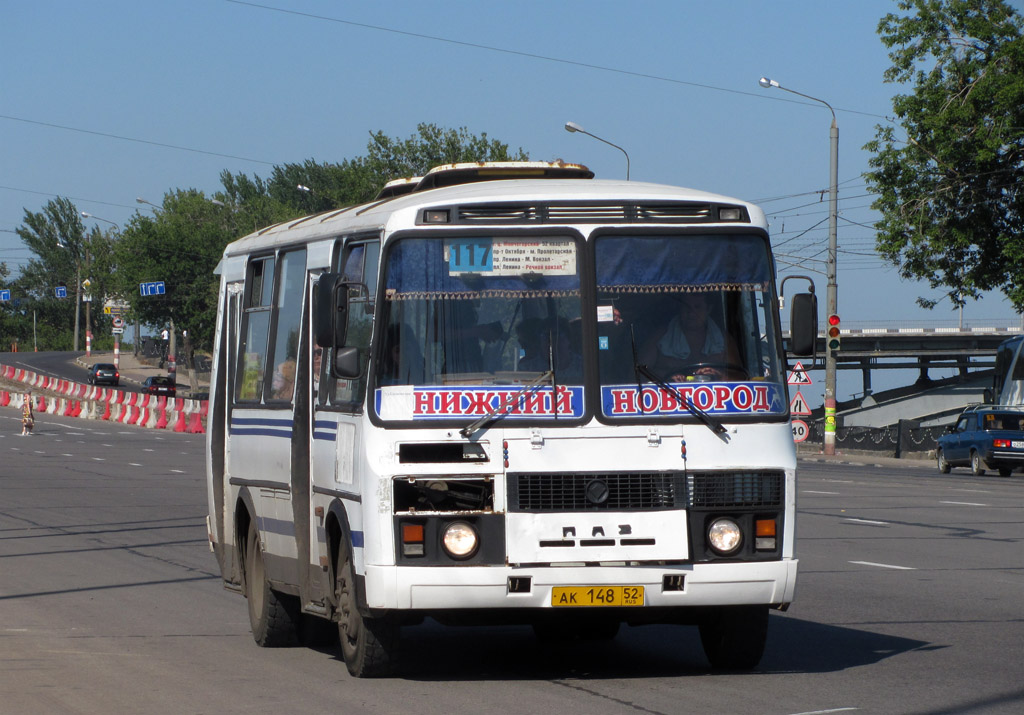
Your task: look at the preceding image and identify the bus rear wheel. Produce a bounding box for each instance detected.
[335,541,399,677]
[698,605,769,670]
[245,522,300,647]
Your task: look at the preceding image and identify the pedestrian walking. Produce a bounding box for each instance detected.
[21,392,34,436]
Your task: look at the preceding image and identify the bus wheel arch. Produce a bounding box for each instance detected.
[329,509,399,677]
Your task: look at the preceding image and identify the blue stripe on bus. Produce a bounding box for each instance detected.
[231,417,296,427]
[230,427,293,438]
[351,531,364,548]
[257,515,296,537]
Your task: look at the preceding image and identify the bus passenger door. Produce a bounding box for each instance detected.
[309,238,379,594]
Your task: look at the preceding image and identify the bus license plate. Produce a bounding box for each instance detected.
[1013,441,1024,448]
[551,585,644,607]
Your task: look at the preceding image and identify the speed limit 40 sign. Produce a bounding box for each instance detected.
[791,419,809,443]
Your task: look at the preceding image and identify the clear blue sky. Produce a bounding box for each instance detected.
[2,1,1021,351]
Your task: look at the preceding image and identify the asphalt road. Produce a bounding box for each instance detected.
[2,408,1023,714]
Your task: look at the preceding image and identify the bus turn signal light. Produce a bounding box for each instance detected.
[402,523,425,557]
[755,519,777,551]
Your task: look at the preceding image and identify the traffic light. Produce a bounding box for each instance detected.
[827,314,841,351]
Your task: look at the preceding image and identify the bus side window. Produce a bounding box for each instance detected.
[237,256,275,402]
[327,240,379,409]
[266,249,307,403]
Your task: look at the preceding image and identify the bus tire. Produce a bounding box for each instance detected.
[970,450,986,476]
[936,449,951,474]
[698,605,769,670]
[245,523,300,647]
[335,541,398,677]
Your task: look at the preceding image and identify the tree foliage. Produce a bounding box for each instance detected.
[864,0,1024,310]
[6,124,527,351]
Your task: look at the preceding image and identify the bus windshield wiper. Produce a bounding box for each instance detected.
[633,363,727,437]
[460,370,554,438]
[628,326,727,438]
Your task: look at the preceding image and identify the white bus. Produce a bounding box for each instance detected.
[205,162,817,676]
[992,335,1024,406]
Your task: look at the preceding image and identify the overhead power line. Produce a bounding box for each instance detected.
[226,0,890,121]
[0,114,277,166]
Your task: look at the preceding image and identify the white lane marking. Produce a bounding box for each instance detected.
[849,561,916,570]
[949,488,991,494]
[843,518,888,526]
[803,490,840,495]
[92,457,105,462]
[170,469,185,474]
[789,709,859,715]
[128,463,143,467]
[940,500,988,507]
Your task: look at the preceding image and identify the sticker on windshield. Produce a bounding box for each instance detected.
[376,384,585,421]
[601,382,785,417]
[445,238,576,277]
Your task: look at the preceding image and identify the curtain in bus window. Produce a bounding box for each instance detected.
[595,235,771,293]
[268,249,307,401]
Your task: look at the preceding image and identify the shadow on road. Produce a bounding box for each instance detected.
[326,612,930,681]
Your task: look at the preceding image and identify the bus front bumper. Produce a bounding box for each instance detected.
[364,559,798,611]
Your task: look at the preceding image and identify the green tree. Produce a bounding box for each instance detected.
[221,123,529,214]
[113,189,235,349]
[864,0,1024,311]
[14,197,88,349]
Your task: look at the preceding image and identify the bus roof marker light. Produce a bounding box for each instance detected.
[718,207,743,221]
[423,209,450,224]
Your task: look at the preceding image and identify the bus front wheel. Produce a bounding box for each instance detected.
[245,522,300,647]
[335,540,399,677]
[698,605,769,670]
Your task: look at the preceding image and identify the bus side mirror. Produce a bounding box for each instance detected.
[789,293,817,357]
[334,346,361,379]
[315,273,348,349]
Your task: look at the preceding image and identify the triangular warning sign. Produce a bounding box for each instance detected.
[787,361,813,386]
[789,390,812,415]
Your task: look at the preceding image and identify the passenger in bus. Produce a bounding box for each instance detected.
[271,358,296,399]
[640,292,742,381]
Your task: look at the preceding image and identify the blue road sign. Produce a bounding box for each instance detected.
[55,286,67,298]
[0,289,10,301]
[140,281,166,296]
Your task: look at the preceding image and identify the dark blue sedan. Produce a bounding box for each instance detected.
[936,407,1024,477]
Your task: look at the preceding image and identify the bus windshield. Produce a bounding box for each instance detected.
[374,235,584,422]
[593,233,786,419]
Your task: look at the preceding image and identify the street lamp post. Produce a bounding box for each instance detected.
[564,121,630,180]
[81,211,120,362]
[759,77,840,456]
[136,196,163,213]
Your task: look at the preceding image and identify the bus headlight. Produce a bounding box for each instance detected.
[707,518,742,555]
[441,521,479,559]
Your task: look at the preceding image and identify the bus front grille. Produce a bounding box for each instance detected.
[507,471,784,512]
[687,471,784,508]
[508,472,686,512]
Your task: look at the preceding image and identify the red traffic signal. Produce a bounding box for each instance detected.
[827,314,841,350]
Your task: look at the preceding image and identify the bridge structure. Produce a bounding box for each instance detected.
[785,324,1021,431]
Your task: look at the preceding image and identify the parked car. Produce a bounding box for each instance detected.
[936,406,1024,476]
[87,363,119,386]
[142,375,176,398]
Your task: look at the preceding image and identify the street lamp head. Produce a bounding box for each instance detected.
[81,211,92,219]
[564,121,583,133]
[758,77,779,89]
[297,184,312,193]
